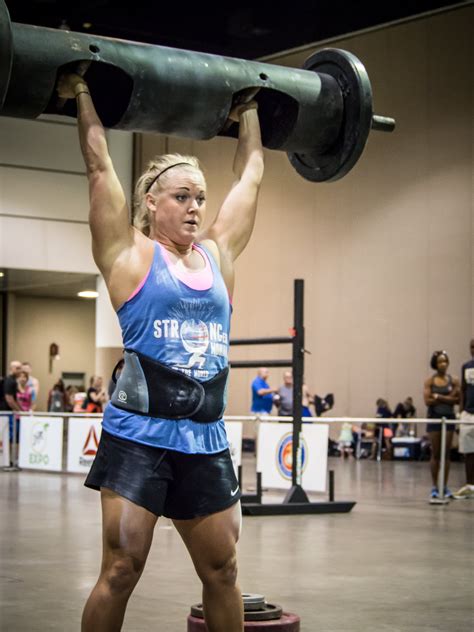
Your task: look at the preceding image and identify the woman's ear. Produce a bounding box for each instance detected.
[145,192,157,212]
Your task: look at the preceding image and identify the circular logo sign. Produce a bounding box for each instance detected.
[276,432,307,480]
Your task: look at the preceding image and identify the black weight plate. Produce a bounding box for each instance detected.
[245,603,283,621]
[288,47,373,182]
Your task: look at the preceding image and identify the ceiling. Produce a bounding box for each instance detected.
[6,1,467,60]
[0,269,98,300]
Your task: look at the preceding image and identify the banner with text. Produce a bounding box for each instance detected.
[257,422,329,492]
[67,417,102,473]
[19,416,64,471]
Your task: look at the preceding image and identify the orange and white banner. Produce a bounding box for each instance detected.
[67,417,102,473]
[0,415,10,466]
[19,416,64,471]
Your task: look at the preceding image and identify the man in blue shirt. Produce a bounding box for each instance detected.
[251,367,275,414]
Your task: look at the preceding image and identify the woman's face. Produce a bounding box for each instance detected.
[147,168,207,245]
[436,354,449,373]
[18,372,28,387]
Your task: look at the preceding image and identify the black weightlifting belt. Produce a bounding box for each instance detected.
[110,349,229,423]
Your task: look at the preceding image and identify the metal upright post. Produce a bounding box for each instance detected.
[438,417,447,501]
[283,279,310,504]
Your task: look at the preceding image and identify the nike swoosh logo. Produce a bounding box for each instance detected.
[230,486,239,496]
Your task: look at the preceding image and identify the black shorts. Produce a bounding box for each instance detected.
[85,430,241,519]
[427,413,456,433]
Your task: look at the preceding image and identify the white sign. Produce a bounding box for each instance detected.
[67,417,102,473]
[0,415,10,467]
[225,421,242,476]
[257,422,329,492]
[19,416,64,471]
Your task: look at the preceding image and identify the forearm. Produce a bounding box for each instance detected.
[75,87,111,176]
[233,109,264,183]
[257,388,274,396]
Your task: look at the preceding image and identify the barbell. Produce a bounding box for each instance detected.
[0,0,395,182]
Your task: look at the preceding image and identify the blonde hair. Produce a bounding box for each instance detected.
[133,153,203,236]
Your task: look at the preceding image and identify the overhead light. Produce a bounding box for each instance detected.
[77,290,98,299]
[0,271,4,278]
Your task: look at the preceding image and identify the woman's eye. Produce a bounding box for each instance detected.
[176,195,187,202]
[197,197,206,205]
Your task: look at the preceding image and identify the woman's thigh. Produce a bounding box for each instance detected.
[172,502,241,577]
[100,488,158,567]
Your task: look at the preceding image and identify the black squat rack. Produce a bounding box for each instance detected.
[230,279,356,516]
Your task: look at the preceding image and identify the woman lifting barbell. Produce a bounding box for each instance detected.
[57,72,264,632]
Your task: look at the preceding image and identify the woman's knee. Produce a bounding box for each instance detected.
[102,555,145,596]
[201,553,238,588]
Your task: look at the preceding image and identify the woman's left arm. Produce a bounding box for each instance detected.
[437,377,461,404]
[201,103,264,266]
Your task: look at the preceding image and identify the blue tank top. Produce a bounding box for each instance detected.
[102,242,231,454]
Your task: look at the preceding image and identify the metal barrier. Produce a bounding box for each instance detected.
[1,411,469,509]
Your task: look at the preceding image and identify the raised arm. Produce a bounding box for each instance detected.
[56,74,133,279]
[201,100,264,272]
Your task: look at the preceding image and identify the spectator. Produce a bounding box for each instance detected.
[3,361,22,413]
[3,360,22,449]
[83,376,107,414]
[337,421,354,458]
[275,370,313,418]
[16,370,33,412]
[65,385,78,413]
[453,339,474,500]
[393,396,417,436]
[47,380,67,413]
[21,362,40,410]
[371,398,393,459]
[424,350,460,500]
[251,368,276,415]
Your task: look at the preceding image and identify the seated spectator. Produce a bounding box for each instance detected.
[83,376,107,413]
[337,421,354,458]
[47,380,66,413]
[65,385,78,413]
[16,370,33,412]
[393,396,417,436]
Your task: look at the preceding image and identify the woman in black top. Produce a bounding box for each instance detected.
[423,350,460,499]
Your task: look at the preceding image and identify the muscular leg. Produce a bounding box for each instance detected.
[173,502,243,632]
[82,488,158,632]
[429,431,454,487]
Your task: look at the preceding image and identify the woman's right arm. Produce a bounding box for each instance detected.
[423,377,435,406]
[57,74,134,279]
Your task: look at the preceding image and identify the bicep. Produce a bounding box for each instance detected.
[206,173,261,262]
[88,163,133,271]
